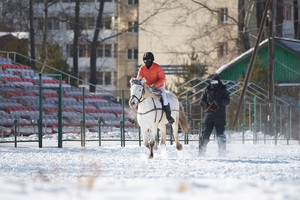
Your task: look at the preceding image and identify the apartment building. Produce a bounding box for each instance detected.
[116,0,139,98]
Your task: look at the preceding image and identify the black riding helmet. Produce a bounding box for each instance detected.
[210,74,221,89]
[143,52,154,68]
[143,52,154,61]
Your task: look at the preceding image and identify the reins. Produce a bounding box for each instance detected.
[137,108,163,115]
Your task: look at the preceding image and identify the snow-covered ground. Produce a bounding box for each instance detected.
[0,132,300,200]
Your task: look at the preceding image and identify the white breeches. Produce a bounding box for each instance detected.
[157,86,168,106]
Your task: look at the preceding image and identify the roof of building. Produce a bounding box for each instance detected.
[0,32,29,39]
[216,37,300,74]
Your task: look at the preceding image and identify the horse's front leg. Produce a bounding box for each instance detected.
[141,128,150,149]
[148,140,155,158]
[148,128,158,158]
[172,123,182,151]
[159,125,166,147]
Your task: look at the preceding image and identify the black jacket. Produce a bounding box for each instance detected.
[200,81,230,123]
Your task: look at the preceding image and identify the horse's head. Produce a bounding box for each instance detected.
[129,77,146,108]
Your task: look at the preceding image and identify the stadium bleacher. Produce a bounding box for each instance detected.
[0,59,134,137]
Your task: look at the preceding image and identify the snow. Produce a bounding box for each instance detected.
[0,32,29,39]
[1,132,300,200]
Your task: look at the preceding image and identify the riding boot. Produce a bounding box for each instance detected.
[163,104,175,124]
[199,139,208,156]
[217,133,227,157]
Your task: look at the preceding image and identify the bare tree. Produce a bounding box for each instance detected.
[72,0,80,86]
[41,0,49,63]
[89,0,105,92]
[156,0,244,72]
[29,0,36,70]
[191,0,251,52]
[256,0,268,40]
[276,0,283,37]
[0,0,28,31]
[295,0,300,39]
[38,0,60,63]
[238,0,250,52]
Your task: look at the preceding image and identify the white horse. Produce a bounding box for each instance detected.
[129,77,189,158]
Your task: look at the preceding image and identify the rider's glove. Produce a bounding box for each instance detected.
[150,85,162,95]
[150,84,156,90]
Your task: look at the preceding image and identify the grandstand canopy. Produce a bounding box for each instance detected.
[216,37,300,86]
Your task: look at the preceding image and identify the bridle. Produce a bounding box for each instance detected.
[130,84,146,104]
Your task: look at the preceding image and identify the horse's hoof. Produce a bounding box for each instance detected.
[148,154,153,159]
[176,144,183,151]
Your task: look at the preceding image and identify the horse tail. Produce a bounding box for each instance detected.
[178,104,190,133]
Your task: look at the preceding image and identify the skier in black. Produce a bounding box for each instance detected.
[199,74,230,156]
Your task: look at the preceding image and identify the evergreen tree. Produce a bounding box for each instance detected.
[37,44,70,81]
[249,59,268,90]
[173,51,208,97]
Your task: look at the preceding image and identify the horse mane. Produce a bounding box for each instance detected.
[143,84,160,99]
[130,77,143,86]
[130,77,160,99]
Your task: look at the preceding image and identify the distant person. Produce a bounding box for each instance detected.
[136,52,174,124]
[199,74,230,156]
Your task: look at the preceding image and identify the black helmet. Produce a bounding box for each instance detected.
[210,74,221,88]
[143,52,154,61]
[211,74,220,81]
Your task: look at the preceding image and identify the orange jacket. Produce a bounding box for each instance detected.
[137,62,166,88]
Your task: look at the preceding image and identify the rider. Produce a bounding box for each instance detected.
[136,52,175,124]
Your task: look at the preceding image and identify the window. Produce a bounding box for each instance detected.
[128,0,138,5]
[128,21,138,33]
[101,17,112,30]
[218,42,228,57]
[114,44,118,58]
[79,72,89,84]
[37,19,44,30]
[96,72,112,85]
[79,45,89,57]
[67,45,73,57]
[97,46,103,57]
[219,8,228,23]
[127,49,138,60]
[105,72,111,85]
[283,4,293,20]
[80,17,95,29]
[97,44,112,58]
[79,71,111,86]
[35,18,59,30]
[47,19,59,30]
[97,72,104,85]
[105,45,111,57]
